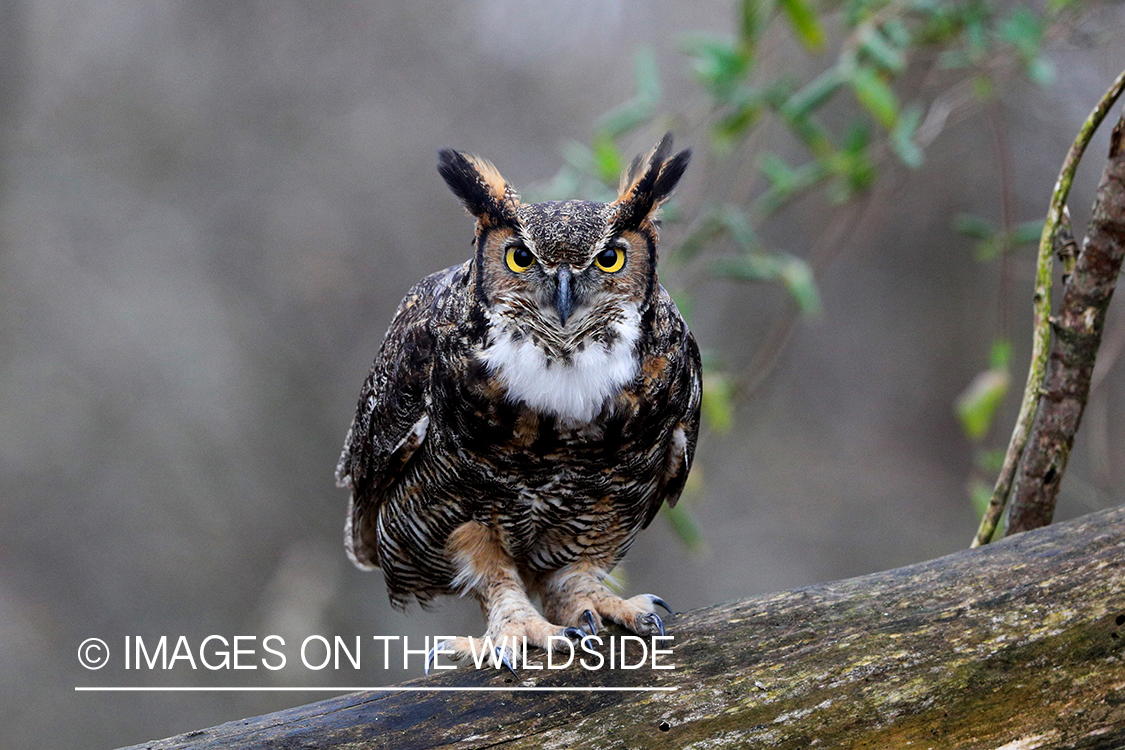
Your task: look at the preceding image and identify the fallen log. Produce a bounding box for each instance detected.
[120,503,1125,750]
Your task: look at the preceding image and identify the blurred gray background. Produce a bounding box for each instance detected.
[1,2,1122,747]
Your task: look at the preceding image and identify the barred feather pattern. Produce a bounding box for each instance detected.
[337,135,700,617]
[338,267,700,607]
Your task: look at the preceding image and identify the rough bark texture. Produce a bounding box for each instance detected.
[120,505,1125,750]
[1007,114,1125,535]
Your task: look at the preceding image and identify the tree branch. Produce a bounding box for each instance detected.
[1007,113,1125,533]
[121,505,1125,750]
[973,68,1125,547]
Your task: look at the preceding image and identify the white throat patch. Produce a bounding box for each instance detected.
[479,305,641,424]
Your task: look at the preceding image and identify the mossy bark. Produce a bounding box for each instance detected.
[1008,115,1125,534]
[122,505,1125,750]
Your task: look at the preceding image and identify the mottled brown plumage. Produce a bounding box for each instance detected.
[336,134,701,669]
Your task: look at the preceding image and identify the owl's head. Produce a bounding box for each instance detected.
[437,134,690,330]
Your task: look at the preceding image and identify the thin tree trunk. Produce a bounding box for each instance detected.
[1008,114,1125,534]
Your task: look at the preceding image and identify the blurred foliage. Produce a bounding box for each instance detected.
[955,337,1012,441]
[954,214,1044,260]
[531,0,1091,545]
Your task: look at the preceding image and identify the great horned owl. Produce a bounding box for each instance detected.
[336,134,702,671]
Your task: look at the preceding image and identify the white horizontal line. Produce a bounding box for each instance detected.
[75,686,677,692]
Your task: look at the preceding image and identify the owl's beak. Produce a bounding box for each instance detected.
[554,265,575,327]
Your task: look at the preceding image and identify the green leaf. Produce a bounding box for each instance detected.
[882,18,909,48]
[849,66,899,129]
[989,337,1012,369]
[999,7,1044,58]
[968,477,994,518]
[1013,219,1045,246]
[597,105,654,142]
[713,253,822,314]
[859,25,906,74]
[681,34,753,104]
[712,87,767,150]
[740,0,776,51]
[975,238,1005,262]
[560,141,597,175]
[712,253,777,282]
[843,0,877,27]
[956,216,1043,260]
[955,367,1011,441]
[780,67,845,120]
[965,9,988,57]
[974,448,1007,474]
[672,214,725,264]
[701,369,736,434]
[914,4,961,45]
[784,112,836,158]
[763,77,799,108]
[778,0,825,50]
[756,158,829,214]
[822,123,875,200]
[835,159,876,200]
[668,287,694,321]
[596,49,660,138]
[953,213,996,241]
[1027,57,1055,87]
[759,151,798,188]
[713,102,764,151]
[662,501,708,553]
[591,133,623,185]
[937,48,973,70]
[998,8,1055,86]
[716,206,760,253]
[674,205,760,264]
[890,103,924,168]
[523,167,583,203]
[971,74,993,101]
[633,46,662,103]
[841,120,870,154]
[777,255,822,314]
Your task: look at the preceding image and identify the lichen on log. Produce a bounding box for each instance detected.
[121,505,1125,750]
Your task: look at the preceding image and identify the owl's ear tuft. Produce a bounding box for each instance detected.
[613,133,690,232]
[437,149,520,228]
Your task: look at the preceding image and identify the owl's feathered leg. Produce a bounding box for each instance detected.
[430,521,581,673]
[539,563,672,639]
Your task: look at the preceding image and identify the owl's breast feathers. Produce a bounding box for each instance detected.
[338,261,701,586]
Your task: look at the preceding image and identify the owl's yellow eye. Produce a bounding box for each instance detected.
[505,244,535,273]
[594,245,626,273]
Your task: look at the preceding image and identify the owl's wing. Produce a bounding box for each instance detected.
[335,263,465,569]
[641,289,704,529]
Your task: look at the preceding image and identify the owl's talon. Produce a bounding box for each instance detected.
[424,639,450,676]
[497,648,518,678]
[582,610,599,635]
[639,612,666,638]
[563,626,587,641]
[643,594,674,615]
